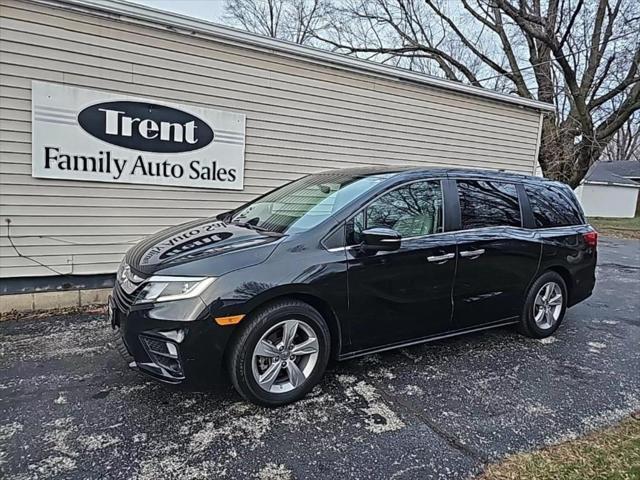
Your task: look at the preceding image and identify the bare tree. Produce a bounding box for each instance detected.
[224,0,333,45]
[601,112,640,161]
[317,0,640,187]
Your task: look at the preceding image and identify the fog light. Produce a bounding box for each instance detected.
[140,335,183,376]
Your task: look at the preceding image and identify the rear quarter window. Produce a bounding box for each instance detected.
[524,183,584,228]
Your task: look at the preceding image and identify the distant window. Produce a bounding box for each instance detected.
[346,181,443,245]
[457,180,521,229]
[525,184,584,228]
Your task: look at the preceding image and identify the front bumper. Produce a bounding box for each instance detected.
[108,291,234,386]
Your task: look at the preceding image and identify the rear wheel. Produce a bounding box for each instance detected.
[227,299,330,407]
[519,271,567,338]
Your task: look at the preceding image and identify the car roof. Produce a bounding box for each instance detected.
[314,165,553,184]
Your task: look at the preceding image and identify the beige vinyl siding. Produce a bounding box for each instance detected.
[0,0,542,278]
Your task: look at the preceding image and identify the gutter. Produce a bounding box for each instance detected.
[33,0,555,113]
[584,181,640,189]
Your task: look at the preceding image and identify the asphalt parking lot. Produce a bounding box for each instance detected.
[1,237,639,480]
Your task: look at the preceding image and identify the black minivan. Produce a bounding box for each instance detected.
[109,167,597,406]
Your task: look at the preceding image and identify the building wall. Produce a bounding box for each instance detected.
[575,184,640,218]
[0,0,542,279]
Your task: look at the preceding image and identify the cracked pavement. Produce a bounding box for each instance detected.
[1,237,639,479]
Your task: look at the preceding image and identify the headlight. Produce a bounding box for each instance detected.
[134,276,216,304]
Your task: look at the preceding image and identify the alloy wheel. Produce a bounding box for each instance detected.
[533,281,563,329]
[251,319,319,393]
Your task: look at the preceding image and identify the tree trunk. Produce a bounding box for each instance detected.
[539,119,608,188]
[539,121,573,185]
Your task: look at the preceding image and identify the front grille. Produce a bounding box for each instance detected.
[113,264,146,312]
[113,281,137,312]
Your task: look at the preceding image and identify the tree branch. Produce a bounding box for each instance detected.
[590,45,640,108]
[596,80,640,140]
[557,0,583,48]
[579,0,612,95]
[317,33,481,84]
[423,0,516,83]
[492,5,533,98]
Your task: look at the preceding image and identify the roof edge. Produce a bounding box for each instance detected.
[584,180,640,189]
[33,0,556,112]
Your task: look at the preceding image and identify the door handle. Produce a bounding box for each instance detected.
[427,253,455,263]
[459,249,485,258]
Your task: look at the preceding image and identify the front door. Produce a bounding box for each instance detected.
[451,179,540,329]
[345,180,457,351]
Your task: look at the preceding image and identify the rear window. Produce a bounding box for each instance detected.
[457,180,521,229]
[524,183,584,228]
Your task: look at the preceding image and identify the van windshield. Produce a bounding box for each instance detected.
[230,172,392,234]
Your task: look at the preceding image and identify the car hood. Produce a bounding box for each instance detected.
[125,218,282,276]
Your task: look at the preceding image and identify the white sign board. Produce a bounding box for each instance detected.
[32,81,245,190]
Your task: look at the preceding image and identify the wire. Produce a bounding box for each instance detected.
[2,218,143,276]
[46,236,140,246]
[1,233,144,246]
[4,219,73,277]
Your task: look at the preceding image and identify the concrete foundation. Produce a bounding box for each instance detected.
[0,288,110,315]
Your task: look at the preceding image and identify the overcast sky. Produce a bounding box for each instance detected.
[129,0,226,23]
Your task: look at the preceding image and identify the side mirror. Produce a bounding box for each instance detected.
[361,227,402,252]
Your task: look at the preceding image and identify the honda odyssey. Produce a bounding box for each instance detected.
[109,167,597,406]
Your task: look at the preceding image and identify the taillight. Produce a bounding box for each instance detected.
[583,230,598,248]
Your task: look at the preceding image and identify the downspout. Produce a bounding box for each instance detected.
[532,112,544,177]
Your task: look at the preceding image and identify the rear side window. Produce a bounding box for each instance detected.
[524,184,584,228]
[457,180,521,229]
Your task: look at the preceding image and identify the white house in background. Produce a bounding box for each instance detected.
[574,161,640,218]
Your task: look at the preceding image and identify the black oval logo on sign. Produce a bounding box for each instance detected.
[77,101,214,153]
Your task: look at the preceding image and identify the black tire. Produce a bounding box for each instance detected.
[519,271,568,339]
[227,299,330,407]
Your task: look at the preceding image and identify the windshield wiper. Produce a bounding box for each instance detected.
[231,220,284,237]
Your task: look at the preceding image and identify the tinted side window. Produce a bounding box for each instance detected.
[525,184,583,227]
[322,226,345,250]
[346,181,443,244]
[346,210,366,245]
[457,180,521,229]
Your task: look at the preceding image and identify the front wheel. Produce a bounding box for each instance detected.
[227,299,330,407]
[519,271,567,338]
